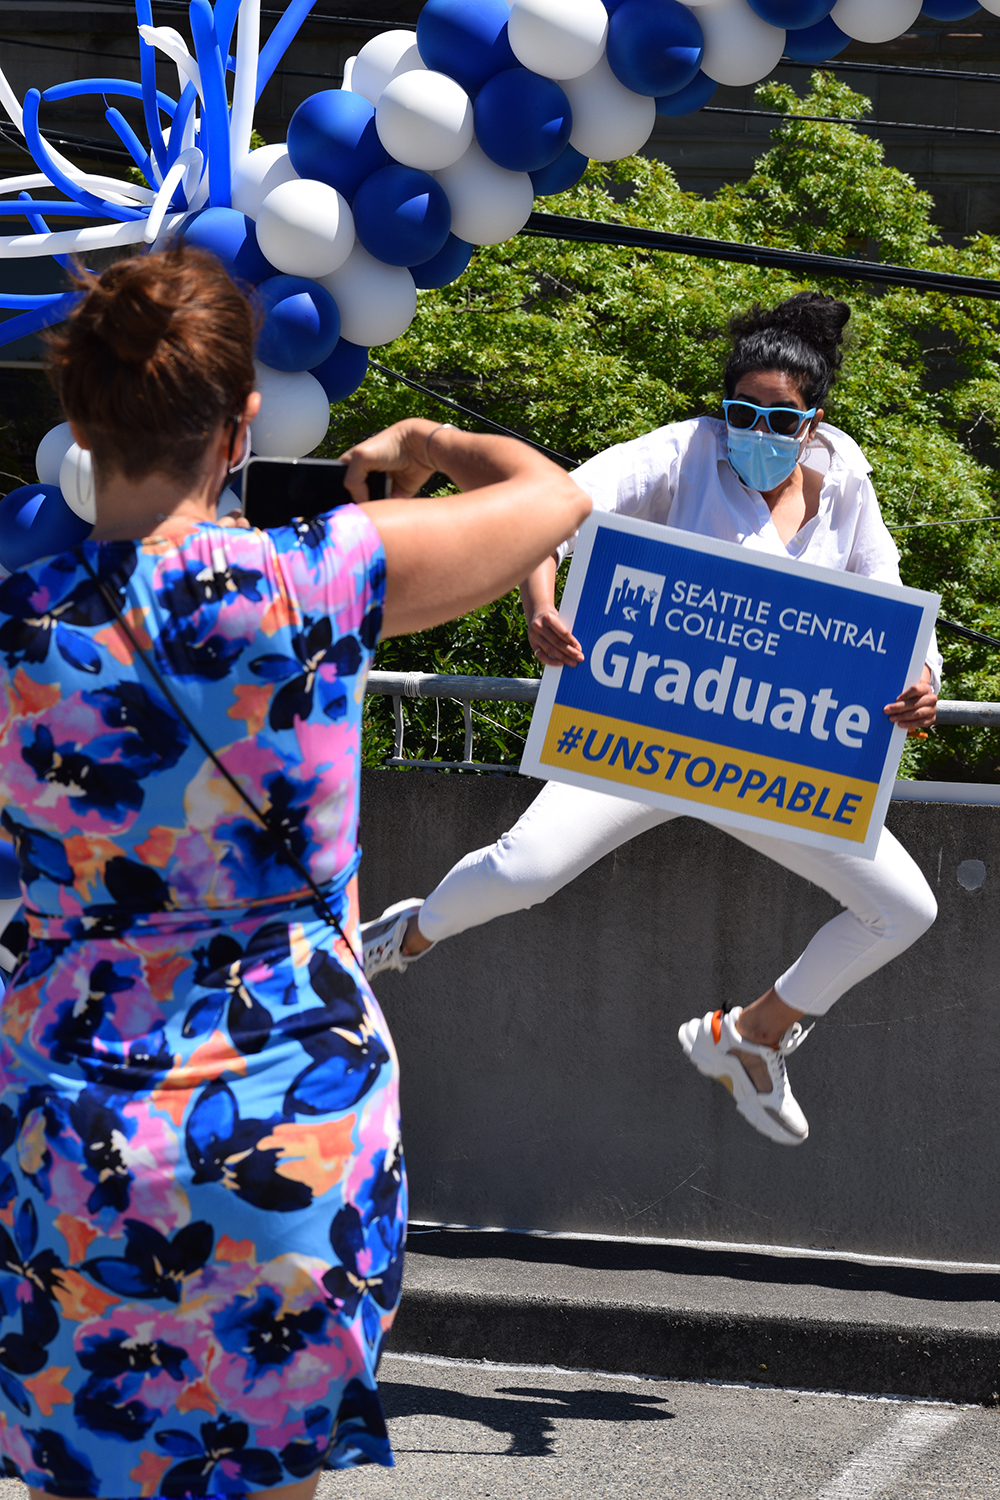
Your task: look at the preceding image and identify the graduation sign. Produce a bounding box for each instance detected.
[521,513,940,860]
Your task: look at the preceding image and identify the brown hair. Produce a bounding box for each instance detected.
[46,247,256,484]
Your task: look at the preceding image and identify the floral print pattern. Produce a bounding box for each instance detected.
[0,508,404,1494]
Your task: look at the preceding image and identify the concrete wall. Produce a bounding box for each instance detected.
[359,769,1000,1264]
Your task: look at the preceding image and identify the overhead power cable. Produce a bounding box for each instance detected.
[520,212,1000,302]
[937,617,1000,651]
[703,105,1000,140]
[779,57,1000,86]
[80,0,415,27]
[369,360,573,465]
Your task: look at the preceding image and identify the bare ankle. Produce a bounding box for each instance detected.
[401,915,432,956]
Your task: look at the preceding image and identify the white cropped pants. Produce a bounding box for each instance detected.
[417,782,937,1016]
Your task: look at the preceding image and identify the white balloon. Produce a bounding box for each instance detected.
[563,55,655,162]
[231,143,299,220]
[35,422,74,486]
[434,141,534,246]
[59,444,96,525]
[252,364,331,458]
[376,70,474,172]
[979,0,1000,12]
[698,0,784,87]
[507,0,608,81]
[341,56,357,91]
[352,30,425,106]
[319,243,417,347]
[830,0,920,43]
[256,179,355,279]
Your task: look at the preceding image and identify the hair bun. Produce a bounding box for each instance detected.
[729,292,850,374]
[83,261,175,366]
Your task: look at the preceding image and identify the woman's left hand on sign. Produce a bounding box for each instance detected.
[340,419,438,503]
[884,668,937,736]
[528,606,584,667]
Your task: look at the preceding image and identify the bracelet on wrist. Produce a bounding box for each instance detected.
[422,422,455,469]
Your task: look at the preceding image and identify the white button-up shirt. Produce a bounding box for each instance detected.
[567,416,942,689]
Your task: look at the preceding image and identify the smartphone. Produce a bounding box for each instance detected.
[241,456,389,530]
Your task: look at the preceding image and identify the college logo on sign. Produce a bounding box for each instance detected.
[605,565,666,627]
[521,514,939,860]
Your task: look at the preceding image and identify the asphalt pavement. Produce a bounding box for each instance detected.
[320,1352,999,1500]
[392,1229,1000,1405]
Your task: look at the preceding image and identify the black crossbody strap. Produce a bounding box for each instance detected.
[75,548,362,970]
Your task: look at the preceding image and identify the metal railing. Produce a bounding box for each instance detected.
[366,672,1000,771]
[367,671,539,771]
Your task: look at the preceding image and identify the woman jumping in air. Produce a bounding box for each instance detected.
[355,293,940,1148]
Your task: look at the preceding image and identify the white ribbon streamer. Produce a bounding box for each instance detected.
[143,146,203,243]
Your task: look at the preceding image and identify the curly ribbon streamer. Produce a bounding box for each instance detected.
[16,192,77,270]
[0,290,83,351]
[22,91,146,224]
[255,0,321,102]
[189,0,231,210]
[135,0,169,177]
[230,0,260,172]
[104,108,160,188]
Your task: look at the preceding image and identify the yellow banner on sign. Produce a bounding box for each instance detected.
[537,705,878,844]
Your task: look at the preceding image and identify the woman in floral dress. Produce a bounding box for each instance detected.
[0,248,589,1500]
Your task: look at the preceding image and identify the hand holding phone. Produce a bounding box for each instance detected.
[241,457,388,530]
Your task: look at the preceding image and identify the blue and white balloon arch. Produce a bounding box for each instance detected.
[0,0,991,563]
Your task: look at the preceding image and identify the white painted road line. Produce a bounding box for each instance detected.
[816,1408,964,1498]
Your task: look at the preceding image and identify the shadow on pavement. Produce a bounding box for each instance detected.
[380,1378,674,1457]
[407,1229,1000,1306]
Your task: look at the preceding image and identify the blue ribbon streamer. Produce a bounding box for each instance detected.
[214,0,242,68]
[256,0,320,102]
[0,201,106,217]
[166,80,199,178]
[16,192,76,269]
[189,0,231,210]
[135,0,170,177]
[105,106,158,186]
[43,79,176,117]
[22,90,147,225]
[0,291,83,352]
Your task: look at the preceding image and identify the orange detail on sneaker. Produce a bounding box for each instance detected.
[711,1009,723,1045]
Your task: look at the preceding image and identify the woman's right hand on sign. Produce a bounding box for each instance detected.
[528,605,583,667]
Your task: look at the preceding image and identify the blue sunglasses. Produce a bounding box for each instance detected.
[723,399,817,437]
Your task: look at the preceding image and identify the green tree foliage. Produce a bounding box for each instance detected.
[327,73,1000,780]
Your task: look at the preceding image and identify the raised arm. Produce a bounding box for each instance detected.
[343,419,591,638]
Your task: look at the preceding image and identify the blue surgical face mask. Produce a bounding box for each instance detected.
[726,426,803,493]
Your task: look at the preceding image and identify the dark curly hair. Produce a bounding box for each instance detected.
[723,291,851,410]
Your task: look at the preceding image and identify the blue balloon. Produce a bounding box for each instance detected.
[746,0,834,26]
[530,143,589,197]
[287,89,391,202]
[181,206,274,284]
[0,845,19,902]
[607,0,704,98]
[256,275,341,373]
[474,69,572,173]
[410,233,474,288]
[416,0,517,97]
[310,339,369,402]
[655,69,717,116]
[919,0,980,16]
[0,485,92,572]
[782,14,850,60]
[353,165,452,268]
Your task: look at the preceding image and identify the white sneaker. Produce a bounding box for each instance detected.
[678,1006,811,1146]
[361,899,428,980]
